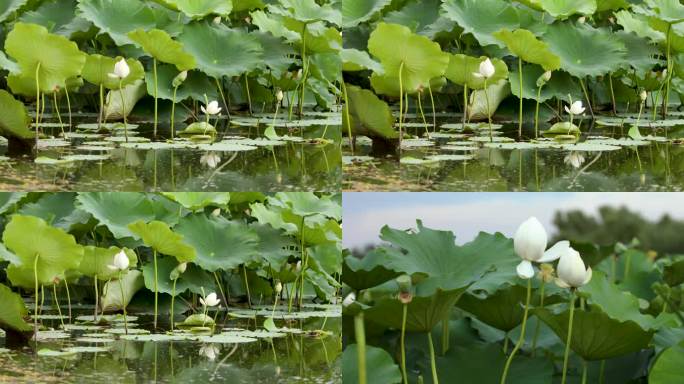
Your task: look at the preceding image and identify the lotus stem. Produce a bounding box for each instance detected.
[64,85,72,131]
[35,63,41,148]
[427,331,439,384]
[153,249,158,329]
[94,274,99,321]
[342,82,354,154]
[441,316,449,355]
[399,62,405,148]
[518,57,523,137]
[98,84,104,129]
[500,278,532,384]
[664,24,673,119]
[578,77,594,118]
[534,84,543,139]
[299,23,308,118]
[608,75,617,115]
[243,265,252,308]
[354,313,367,384]
[561,291,577,384]
[531,280,546,356]
[52,283,65,329]
[215,77,230,118]
[119,271,128,335]
[581,360,588,384]
[503,333,509,353]
[153,58,158,137]
[64,277,71,323]
[171,84,179,139]
[52,92,66,139]
[213,272,228,312]
[119,79,129,143]
[244,75,253,116]
[484,78,493,142]
[599,360,606,384]
[272,97,280,128]
[428,83,436,131]
[401,303,408,384]
[34,254,39,339]
[463,84,468,125]
[171,277,177,329]
[417,92,430,139]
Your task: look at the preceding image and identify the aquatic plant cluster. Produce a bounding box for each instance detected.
[342,218,684,383]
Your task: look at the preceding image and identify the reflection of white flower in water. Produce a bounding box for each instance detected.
[514,217,567,279]
[556,247,592,288]
[108,58,130,80]
[473,58,495,79]
[107,250,129,271]
[200,344,220,360]
[200,153,221,168]
[564,152,585,168]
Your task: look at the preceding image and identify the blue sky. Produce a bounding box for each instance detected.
[343,192,684,248]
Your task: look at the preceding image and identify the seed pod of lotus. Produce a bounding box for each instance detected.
[276,89,284,102]
[396,275,412,294]
[172,71,188,87]
[556,248,592,288]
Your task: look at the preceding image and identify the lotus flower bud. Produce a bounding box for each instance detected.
[514,217,548,279]
[640,90,647,102]
[274,280,282,294]
[108,58,130,79]
[213,16,221,24]
[564,100,586,115]
[556,248,592,288]
[578,16,586,24]
[473,58,495,79]
[276,89,284,102]
[200,292,221,307]
[108,250,129,271]
[342,292,356,307]
[172,71,188,87]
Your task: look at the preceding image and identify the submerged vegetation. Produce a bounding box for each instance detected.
[342,0,684,191]
[0,192,341,383]
[342,219,684,383]
[0,0,342,191]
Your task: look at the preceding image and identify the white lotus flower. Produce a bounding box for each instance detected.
[200,292,221,307]
[564,100,585,115]
[201,100,222,115]
[473,58,495,79]
[107,250,129,271]
[276,89,284,102]
[108,58,130,79]
[342,292,356,307]
[200,153,221,168]
[199,344,219,360]
[176,262,187,274]
[514,217,568,279]
[556,247,592,288]
[564,152,585,168]
[213,16,222,24]
[275,281,282,294]
[640,90,648,101]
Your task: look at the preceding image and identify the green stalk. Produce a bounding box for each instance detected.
[153,58,158,137]
[581,360,588,384]
[272,98,280,128]
[35,63,41,148]
[398,62,405,147]
[53,91,66,139]
[534,84,543,139]
[599,360,606,384]
[64,278,71,323]
[561,292,577,384]
[119,270,128,335]
[417,92,430,139]
[518,57,523,137]
[299,23,308,118]
[531,281,546,356]
[484,78,493,142]
[500,278,532,384]
[428,83,436,131]
[52,283,65,329]
[441,316,449,355]
[119,79,128,143]
[153,249,158,329]
[664,24,673,119]
[34,254,39,338]
[244,75,253,115]
[171,278,177,329]
[354,313,367,384]
[401,304,408,384]
[427,332,439,384]
[98,84,104,129]
[578,78,594,118]
[342,82,354,155]
[94,275,99,322]
[463,84,468,125]
[243,265,252,308]
[608,75,617,115]
[171,84,179,139]
[215,77,230,118]
[64,85,72,131]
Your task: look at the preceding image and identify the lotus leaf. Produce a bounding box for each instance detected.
[271,0,341,25]
[444,54,509,90]
[128,220,196,263]
[161,193,230,211]
[0,283,32,333]
[342,249,400,291]
[76,192,157,239]
[164,0,232,18]
[0,90,33,139]
[341,49,383,73]
[19,0,91,38]
[493,29,561,71]
[81,55,144,90]
[442,0,519,48]
[141,254,215,296]
[100,270,145,312]
[128,28,195,71]
[537,0,597,19]
[649,341,684,384]
[342,344,402,384]
[17,193,90,231]
[78,246,138,280]
[0,0,28,23]
[342,0,391,28]
[76,0,161,46]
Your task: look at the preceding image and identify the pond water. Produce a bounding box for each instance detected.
[0,113,341,192]
[0,305,341,384]
[343,113,684,191]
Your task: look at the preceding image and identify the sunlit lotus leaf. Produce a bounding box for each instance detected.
[342,345,402,384]
[384,0,455,39]
[0,51,19,74]
[535,306,653,360]
[493,29,561,71]
[537,0,596,19]
[19,0,91,38]
[18,193,90,231]
[175,213,258,271]
[341,49,383,73]
[128,220,196,262]
[544,22,626,78]
[0,90,33,140]
[342,249,400,291]
[0,283,32,333]
[250,10,300,41]
[343,84,396,139]
[178,23,263,79]
[128,28,195,71]
[650,341,684,384]
[444,54,508,90]
[0,0,28,23]
[76,0,162,46]
[104,80,147,119]
[280,18,341,53]
[75,192,157,239]
[5,22,86,93]
[2,215,83,285]
[161,193,230,211]
[368,23,449,91]
[77,246,137,280]
[143,65,218,103]
[233,0,263,12]
[616,9,665,41]
[82,54,145,89]
[641,0,684,24]
[595,0,630,11]
[100,269,145,312]
[442,0,519,47]
[164,0,232,18]
[270,0,341,25]
[342,0,390,28]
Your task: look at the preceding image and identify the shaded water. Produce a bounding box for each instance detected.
[0,114,341,192]
[0,307,341,384]
[343,116,684,191]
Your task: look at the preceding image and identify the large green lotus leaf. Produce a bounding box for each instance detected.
[0,51,20,74]
[77,246,138,280]
[143,65,218,103]
[368,22,449,92]
[252,30,297,77]
[0,89,33,139]
[178,23,263,79]
[275,192,341,220]
[376,221,513,295]
[18,192,90,231]
[343,84,396,139]
[76,0,160,46]
[100,269,145,312]
[174,213,258,272]
[164,0,232,18]
[538,0,596,19]
[616,31,662,73]
[596,0,630,12]
[82,54,144,90]
[509,64,554,101]
[444,54,508,91]
[250,10,300,42]
[342,344,401,384]
[342,0,390,28]
[0,283,33,333]
[650,341,684,384]
[0,193,26,216]
[161,193,230,211]
[535,307,653,360]
[493,29,561,71]
[0,0,28,23]
[19,0,91,38]
[544,22,626,78]
[233,0,263,12]
[2,215,84,285]
[342,249,401,291]
[6,265,40,289]
[249,222,296,272]
[281,18,341,53]
[662,256,684,286]
[128,220,196,263]
[615,9,665,42]
[457,284,528,332]
[365,286,467,332]
[341,49,383,73]
[384,0,456,39]
[642,0,684,24]
[128,28,195,71]
[271,0,341,25]
[76,192,157,239]
[5,22,86,93]
[141,254,215,295]
[442,0,519,47]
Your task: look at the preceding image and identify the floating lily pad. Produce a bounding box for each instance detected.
[38,138,71,148]
[61,324,103,331]
[195,334,257,344]
[105,136,150,143]
[63,346,110,353]
[76,337,115,343]
[426,154,474,161]
[31,314,69,320]
[105,328,150,335]
[119,333,190,342]
[400,156,439,165]
[196,143,258,152]
[400,139,435,148]
[37,348,77,357]
[343,155,374,165]
[35,330,71,340]
[63,154,110,161]
[469,136,515,143]
[77,123,139,131]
